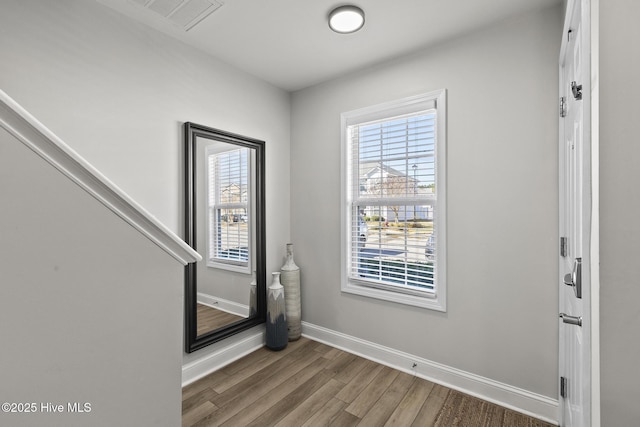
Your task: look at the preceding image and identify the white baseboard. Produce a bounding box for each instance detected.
[182,329,265,387]
[197,292,250,318]
[301,321,558,425]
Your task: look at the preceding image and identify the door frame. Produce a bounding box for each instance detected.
[558,0,599,425]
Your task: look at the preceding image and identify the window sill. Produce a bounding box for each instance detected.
[206,260,251,275]
[342,278,446,311]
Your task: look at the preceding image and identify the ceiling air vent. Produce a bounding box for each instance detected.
[130,0,223,31]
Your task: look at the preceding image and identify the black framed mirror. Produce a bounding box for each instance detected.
[184,122,266,353]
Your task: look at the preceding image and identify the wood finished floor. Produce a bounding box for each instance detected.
[197,303,245,336]
[182,337,555,427]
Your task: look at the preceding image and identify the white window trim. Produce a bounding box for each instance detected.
[340,90,447,311]
[205,146,254,275]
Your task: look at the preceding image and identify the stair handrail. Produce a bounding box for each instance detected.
[0,89,201,265]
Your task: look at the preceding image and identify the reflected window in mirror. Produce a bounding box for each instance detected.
[206,146,253,273]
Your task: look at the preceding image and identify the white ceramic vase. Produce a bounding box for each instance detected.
[280,243,301,341]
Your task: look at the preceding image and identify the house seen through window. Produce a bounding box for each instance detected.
[341,90,447,311]
[207,146,251,272]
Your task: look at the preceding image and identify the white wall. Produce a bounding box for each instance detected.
[599,0,640,424]
[0,0,291,272]
[0,123,187,426]
[291,5,562,399]
[0,0,291,407]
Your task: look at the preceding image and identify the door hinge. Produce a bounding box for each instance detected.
[560,96,566,118]
[560,237,567,257]
[560,376,567,398]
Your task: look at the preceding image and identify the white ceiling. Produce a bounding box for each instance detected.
[96,0,563,92]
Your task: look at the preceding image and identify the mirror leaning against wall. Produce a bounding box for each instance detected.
[184,122,266,353]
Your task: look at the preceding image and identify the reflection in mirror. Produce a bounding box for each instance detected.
[184,122,265,353]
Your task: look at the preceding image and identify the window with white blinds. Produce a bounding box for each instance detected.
[341,91,447,311]
[207,147,251,272]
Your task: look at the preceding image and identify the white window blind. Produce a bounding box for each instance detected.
[207,147,250,268]
[341,90,446,310]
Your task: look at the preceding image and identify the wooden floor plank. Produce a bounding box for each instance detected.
[218,347,271,376]
[274,378,343,427]
[314,343,342,359]
[182,337,556,427]
[384,377,435,426]
[213,350,279,393]
[323,350,358,377]
[243,370,335,427]
[334,359,384,403]
[300,397,348,427]
[345,366,399,418]
[220,337,309,377]
[328,410,361,427]
[193,352,322,426]
[182,370,230,401]
[411,383,450,427]
[183,401,218,427]
[330,355,370,385]
[182,387,218,414]
[221,359,331,427]
[211,340,319,408]
[357,372,415,427]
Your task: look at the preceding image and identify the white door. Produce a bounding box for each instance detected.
[559,0,591,426]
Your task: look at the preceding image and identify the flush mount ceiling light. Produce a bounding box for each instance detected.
[328,5,365,34]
